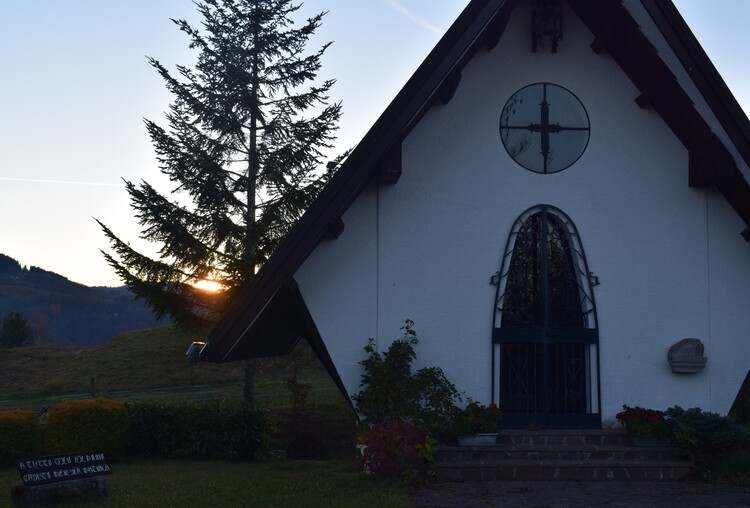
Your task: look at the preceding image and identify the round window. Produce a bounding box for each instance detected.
[499,83,590,174]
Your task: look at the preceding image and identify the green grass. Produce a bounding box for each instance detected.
[0,325,359,460]
[0,327,380,504]
[0,326,239,397]
[0,459,411,508]
[0,326,343,410]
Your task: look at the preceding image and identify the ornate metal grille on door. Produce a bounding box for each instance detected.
[492,205,600,428]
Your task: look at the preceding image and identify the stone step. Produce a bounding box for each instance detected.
[495,429,630,446]
[438,444,680,462]
[435,459,693,482]
[434,429,693,482]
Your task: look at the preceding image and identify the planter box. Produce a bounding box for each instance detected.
[457,433,497,446]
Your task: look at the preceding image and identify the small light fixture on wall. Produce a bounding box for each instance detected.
[186,341,207,365]
[532,0,563,53]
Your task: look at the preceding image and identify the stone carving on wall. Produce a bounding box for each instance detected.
[668,338,707,374]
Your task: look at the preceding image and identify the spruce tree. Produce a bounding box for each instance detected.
[0,312,34,348]
[98,0,342,328]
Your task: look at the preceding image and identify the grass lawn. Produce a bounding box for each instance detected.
[0,459,411,508]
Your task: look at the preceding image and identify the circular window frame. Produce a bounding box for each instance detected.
[499,82,590,174]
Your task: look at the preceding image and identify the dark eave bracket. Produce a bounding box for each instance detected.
[589,13,627,54]
[483,7,512,51]
[327,217,345,239]
[438,69,462,105]
[689,137,737,187]
[378,142,403,184]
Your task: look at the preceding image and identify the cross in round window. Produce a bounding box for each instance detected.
[499,83,590,174]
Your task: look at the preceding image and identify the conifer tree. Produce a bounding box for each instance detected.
[0,312,34,348]
[98,0,343,331]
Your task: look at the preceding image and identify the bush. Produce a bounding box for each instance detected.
[353,320,460,436]
[360,420,435,478]
[276,368,328,459]
[126,400,269,459]
[46,398,130,459]
[666,406,750,465]
[0,410,40,467]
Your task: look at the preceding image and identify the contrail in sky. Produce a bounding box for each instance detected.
[385,0,443,35]
[0,176,120,187]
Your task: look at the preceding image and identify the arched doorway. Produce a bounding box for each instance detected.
[492,205,600,428]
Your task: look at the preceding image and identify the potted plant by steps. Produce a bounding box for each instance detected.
[616,405,672,447]
[453,399,502,446]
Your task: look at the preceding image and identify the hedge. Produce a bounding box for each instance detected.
[125,400,270,459]
[45,398,130,459]
[0,410,40,467]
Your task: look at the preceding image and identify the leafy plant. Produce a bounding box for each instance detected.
[352,320,460,435]
[276,366,332,459]
[666,406,750,465]
[452,399,502,436]
[615,405,671,439]
[360,420,435,478]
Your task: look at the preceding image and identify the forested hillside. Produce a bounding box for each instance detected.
[0,254,162,345]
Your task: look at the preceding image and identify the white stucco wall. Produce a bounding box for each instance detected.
[295,0,750,421]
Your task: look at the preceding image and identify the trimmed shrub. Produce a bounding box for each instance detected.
[666,406,750,465]
[46,398,130,459]
[126,400,269,459]
[0,410,40,467]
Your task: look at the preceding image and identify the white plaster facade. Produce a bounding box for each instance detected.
[293,1,750,423]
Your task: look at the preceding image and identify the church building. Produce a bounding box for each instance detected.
[199,0,750,428]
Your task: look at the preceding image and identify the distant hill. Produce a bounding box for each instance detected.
[0,253,164,345]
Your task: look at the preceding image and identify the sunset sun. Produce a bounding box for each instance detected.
[192,279,223,292]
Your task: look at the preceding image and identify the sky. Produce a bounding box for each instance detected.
[0,0,748,288]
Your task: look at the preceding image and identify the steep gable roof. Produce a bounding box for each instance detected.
[200,0,750,366]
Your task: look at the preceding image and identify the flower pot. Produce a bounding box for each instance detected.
[457,433,497,446]
[628,436,672,447]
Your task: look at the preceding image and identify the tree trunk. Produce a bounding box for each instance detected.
[242,358,255,407]
[242,10,261,408]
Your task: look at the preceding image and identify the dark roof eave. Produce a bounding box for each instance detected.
[640,0,750,170]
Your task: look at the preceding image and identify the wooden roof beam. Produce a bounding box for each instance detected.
[716,172,750,238]
[377,142,402,184]
[589,13,628,54]
[326,217,345,239]
[689,137,737,187]
[438,69,462,105]
[482,7,512,51]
